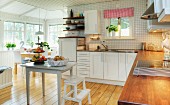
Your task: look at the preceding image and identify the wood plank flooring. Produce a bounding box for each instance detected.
[0,68,122,105]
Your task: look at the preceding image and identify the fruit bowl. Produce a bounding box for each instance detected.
[48,58,69,66]
[31,55,47,64]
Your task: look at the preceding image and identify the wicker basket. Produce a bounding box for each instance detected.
[48,58,69,66]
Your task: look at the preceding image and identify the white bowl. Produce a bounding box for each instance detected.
[48,58,69,66]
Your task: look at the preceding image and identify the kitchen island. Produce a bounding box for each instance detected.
[118,51,170,105]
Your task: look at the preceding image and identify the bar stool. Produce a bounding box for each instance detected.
[62,76,91,105]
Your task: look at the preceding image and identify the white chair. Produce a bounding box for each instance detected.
[13,50,27,78]
[62,76,91,105]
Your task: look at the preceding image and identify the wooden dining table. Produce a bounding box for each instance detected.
[14,52,51,77]
[21,62,76,105]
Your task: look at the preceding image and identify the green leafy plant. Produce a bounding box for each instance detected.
[106,25,118,33]
[11,43,16,48]
[5,43,12,48]
[41,42,50,50]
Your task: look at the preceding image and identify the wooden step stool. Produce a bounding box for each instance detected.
[62,76,91,105]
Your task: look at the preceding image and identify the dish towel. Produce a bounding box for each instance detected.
[0,66,11,74]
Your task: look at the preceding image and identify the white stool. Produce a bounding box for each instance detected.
[62,76,91,105]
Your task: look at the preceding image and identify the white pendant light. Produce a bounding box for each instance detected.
[35,8,44,35]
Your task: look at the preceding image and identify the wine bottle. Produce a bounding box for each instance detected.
[70,9,73,17]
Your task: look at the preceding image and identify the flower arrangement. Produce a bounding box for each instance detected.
[106,25,118,33]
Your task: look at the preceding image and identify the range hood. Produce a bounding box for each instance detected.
[148,19,170,32]
[141,2,158,20]
[141,2,170,32]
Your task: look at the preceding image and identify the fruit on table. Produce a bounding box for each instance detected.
[32,55,47,61]
[34,47,44,53]
[53,56,65,61]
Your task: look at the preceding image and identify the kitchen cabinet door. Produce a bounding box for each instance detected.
[59,38,77,76]
[84,10,101,34]
[104,52,119,80]
[126,53,137,77]
[90,52,103,79]
[59,38,77,61]
[118,53,127,81]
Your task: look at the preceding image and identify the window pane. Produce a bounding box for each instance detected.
[15,23,24,31]
[48,24,64,47]
[4,22,14,30]
[110,18,118,26]
[110,18,130,37]
[120,18,130,36]
[26,23,44,47]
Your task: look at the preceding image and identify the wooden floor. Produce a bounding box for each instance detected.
[0,68,123,105]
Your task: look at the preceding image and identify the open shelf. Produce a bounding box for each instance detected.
[63,17,84,19]
[63,29,84,31]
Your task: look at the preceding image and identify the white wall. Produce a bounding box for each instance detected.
[68,0,163,49]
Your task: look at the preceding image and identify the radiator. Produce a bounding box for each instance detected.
[0,68,12,89]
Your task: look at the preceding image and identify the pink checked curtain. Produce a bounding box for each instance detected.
[104,7,134,18]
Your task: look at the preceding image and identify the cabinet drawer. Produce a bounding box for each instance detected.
[77,52,90,57]
[77,57,90,62]
[77,66,90,70]
[77,62,90,67]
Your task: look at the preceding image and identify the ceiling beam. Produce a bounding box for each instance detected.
[19,7,37,16]
[0,0,15,9]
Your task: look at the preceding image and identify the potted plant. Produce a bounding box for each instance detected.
[5,43,11,50]
[11,43,16,50]
[106,25,118,36]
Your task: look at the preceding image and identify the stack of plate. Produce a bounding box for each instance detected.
[133,60,170,77]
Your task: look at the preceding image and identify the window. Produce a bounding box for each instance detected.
[48,24,65,47]
[110,17,133,37]
[104,7,134,39]
[4,22,24,47]
[26,23,44,46]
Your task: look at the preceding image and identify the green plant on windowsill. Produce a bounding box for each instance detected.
[106,25,118,33]
[11,43,16,48]
[5,43,12,50]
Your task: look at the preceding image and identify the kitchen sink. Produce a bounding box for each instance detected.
[106,49,137,53]
[92,49,137,53]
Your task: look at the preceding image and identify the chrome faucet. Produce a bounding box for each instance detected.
[101,44,108,51]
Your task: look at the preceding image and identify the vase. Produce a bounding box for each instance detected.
[111,31,115,37]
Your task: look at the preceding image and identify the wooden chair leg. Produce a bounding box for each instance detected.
[14,63,17,74]
[32,72,36,77]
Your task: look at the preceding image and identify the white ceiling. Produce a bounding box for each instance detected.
[0,0,115,19]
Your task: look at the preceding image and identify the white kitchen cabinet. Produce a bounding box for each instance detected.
[89,52,136,82]
[90,52,103,79]
[77,52,90,77]
[84,10,101,34]
[59,38,77,76]
[103,52,119,80]
[59,38,77,61]
[118,53,127,81]
[126,53,137,77]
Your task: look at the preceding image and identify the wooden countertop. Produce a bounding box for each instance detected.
[118,51,170,105]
